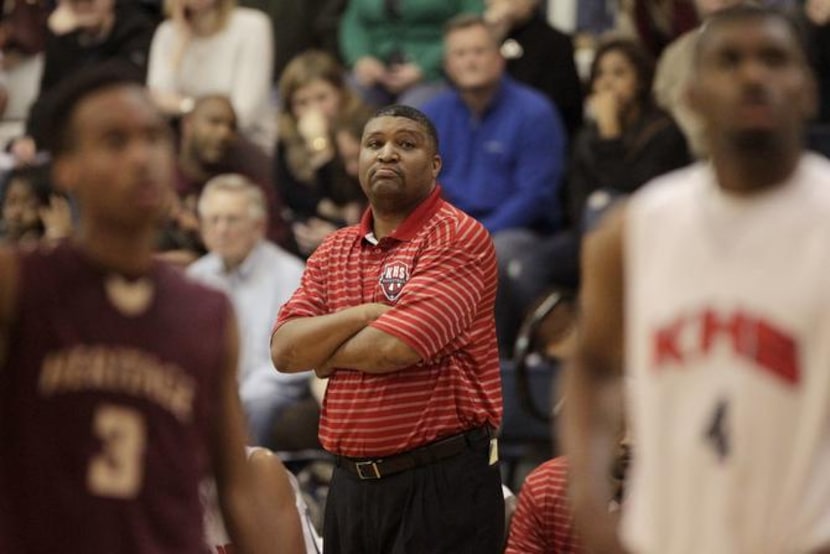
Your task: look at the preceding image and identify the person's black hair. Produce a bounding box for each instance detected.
[588,38,656,113]
[189,94,237,121]
[40,61,145,158]
[1,163,53,207]
[369,104,440,153]
[695,3,808,66]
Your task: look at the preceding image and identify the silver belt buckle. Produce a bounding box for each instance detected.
[355,460,382,480]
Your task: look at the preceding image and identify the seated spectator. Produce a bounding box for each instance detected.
[0,165,47,245]
[147,0,275,151]
[422,14,567,238]
[154,192,204,268]
[421,14,567,355]
[618,0,699,58]
[201,446,323,554]
[188,174,307,448]
[0,0,48,149]
[505,309,631,554]
[175,94,287,250]
[289,107,370,257]
[484,0,584,139]
[340,0,484,107]
[0,1,48,62]
[506,440,631,554]
[239,0,341,84]
[807,0,830,25]
[276,51,369,256]
[332,108,368,190]
[12,0,156,164]
[0,164,72,246]
[498,38,689,357]
[39,0,155,92]
[505,456,583,554]
[569,37,690,228]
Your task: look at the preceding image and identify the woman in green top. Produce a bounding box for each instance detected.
[340,0,483,107]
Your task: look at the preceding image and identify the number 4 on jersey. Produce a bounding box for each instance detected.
[705,398,730,461]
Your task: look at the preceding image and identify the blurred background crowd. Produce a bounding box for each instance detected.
[2,0,829,540]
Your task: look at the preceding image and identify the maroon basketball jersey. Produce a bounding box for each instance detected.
[0,242,230,554]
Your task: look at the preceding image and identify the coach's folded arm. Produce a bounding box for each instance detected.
[271,302,421,375]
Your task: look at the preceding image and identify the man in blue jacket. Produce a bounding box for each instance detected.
[422,14,567,355]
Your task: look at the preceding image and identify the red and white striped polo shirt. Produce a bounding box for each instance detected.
[275,185,502,457]
[505,457,583,554]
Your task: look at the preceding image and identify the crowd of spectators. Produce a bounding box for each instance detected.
[2,0,829,547]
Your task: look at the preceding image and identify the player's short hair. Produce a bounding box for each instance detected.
[41,61,145,158]
[198,173,268,223]
[369,105,440,153]
[694,3,807,66]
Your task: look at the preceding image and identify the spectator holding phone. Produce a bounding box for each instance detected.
[147,0,275,151]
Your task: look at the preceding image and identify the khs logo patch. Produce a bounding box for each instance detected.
[379,261,409,302]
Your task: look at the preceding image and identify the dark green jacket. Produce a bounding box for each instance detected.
[339,0,483,83]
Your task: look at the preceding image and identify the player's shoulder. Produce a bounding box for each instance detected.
[658,28,698,70]
[784,153,830,231]
[800,151,830,174]
[798,152,830,202]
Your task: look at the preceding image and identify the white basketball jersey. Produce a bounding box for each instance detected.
[621,155,830,554]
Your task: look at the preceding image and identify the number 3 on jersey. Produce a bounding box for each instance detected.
[87,405,147,499]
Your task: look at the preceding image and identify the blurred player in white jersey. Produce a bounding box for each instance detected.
[564,5,830,554]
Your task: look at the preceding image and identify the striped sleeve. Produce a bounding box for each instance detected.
[273,239,332,331]
[371,218,496,359]
[506,457,583,554]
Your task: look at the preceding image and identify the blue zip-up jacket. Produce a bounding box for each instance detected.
[422,75,567,233]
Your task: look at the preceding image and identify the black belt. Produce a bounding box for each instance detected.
[336,426,492,480]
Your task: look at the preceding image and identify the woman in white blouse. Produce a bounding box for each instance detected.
[147,0,275,151]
